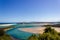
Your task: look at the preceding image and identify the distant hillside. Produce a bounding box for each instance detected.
[17,22,60,24]
[0,22,60,24]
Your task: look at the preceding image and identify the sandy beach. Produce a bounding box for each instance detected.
[0,24,14,26]
[18,27,60,34]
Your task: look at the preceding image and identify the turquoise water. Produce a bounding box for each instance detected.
[0,24,41,40]
[6,24,37,40]
[6,28,33,40]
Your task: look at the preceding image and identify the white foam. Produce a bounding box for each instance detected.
[0,24,14,26]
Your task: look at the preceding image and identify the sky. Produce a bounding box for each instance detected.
[0,0,60,22]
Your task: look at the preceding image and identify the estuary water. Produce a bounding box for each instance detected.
[0,24,42,40]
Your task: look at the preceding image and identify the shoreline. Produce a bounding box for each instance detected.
[18,27,60,34]
[0,24,14,26]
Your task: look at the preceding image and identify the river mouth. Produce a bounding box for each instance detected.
[5,24,43,40]
[0,23,60,40]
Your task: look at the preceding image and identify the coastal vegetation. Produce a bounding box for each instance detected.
[44,24,60,27]
[0,24,60,40]
[28,27,60,40]
[0,29,12,40]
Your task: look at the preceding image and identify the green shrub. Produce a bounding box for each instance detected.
[0,29,5,36]
[28,34,38,40]
[28,27,60,40]
[38,33,60,40]
[0,29,12,40]
[58,32,60,36]
[44,27,58,35]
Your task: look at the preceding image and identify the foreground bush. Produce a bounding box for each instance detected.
[0,29,12,40]
[44,27,58,35]
[38,33,60,40]
[0,34,12,40]
[0,29,5,36]
[28,34,38,40]
[28,27,60,40]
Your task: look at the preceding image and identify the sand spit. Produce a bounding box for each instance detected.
[18,27,60,34]
[0,24,14,26]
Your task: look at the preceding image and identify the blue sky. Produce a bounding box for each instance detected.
[0,0,60,22]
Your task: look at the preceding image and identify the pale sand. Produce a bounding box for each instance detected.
[0,24,14,26]
[18,27,60,34]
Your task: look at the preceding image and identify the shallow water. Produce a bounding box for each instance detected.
[0,24,41,40]
[7,24,35,39]
[6,28,33,40]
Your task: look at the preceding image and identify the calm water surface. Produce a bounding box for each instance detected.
[0,24,41,40]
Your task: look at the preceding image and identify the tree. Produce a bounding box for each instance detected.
[0,29,12,40]
[44,27,58,35]
[0,29,5,36]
